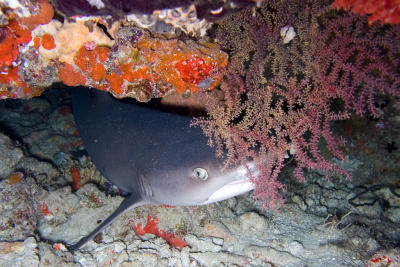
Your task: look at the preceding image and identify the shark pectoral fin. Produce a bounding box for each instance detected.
[68,193,146,252]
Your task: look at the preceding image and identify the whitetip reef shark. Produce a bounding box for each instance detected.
[69,87,254,251]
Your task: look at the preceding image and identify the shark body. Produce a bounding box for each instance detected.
[69,87,254,251]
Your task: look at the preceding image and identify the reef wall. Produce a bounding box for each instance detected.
[0,0,234,101]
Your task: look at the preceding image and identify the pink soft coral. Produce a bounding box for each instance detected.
[195,0,400,210]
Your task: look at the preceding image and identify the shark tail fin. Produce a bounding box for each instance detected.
[67,194,146,252]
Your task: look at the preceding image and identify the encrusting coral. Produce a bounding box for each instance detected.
[57,29,227,100]
[32,20,116,66]
[0,0,228,101]
[0,0,53,98]
[332,0,400,25]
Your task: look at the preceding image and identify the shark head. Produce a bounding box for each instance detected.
[145,160,255,206]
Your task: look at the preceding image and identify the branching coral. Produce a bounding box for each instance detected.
[131,215,187,250]
[195,0,400,210]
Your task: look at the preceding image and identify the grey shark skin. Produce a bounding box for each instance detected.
[69,87,254,251]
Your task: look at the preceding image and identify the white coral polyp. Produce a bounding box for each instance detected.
[280,25,296,44]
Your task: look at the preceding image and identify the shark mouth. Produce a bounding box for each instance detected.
[200,178,254,205]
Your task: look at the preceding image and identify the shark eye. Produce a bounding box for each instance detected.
[193,167,208,181]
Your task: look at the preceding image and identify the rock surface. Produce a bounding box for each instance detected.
[0,88,399,266]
